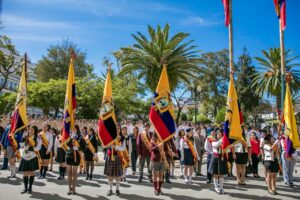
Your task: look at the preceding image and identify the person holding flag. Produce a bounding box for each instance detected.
[61,52,79,195]
[281,79,300,187]
[98,66,125,196]
[19,125,42,194]
[4,56,29,179]
[148,64,177,188]
[38,123,53,179]
[211,129,227,194]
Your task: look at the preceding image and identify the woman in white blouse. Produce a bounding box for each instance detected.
[263,134,279,195]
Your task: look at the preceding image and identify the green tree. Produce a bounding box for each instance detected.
[35,40,94,82]
[215,106,226,124]
[27,79,66,115]
[0,36,20,93]
[0,92,16,114]
[117,23,200,92]
[252,48,300,110]
[236,48,260,115]
[199,49,230,116]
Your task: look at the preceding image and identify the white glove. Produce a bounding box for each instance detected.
[71,133,76,139]
[73,146,78,151]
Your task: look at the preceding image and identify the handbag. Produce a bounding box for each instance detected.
[246,160,253,174]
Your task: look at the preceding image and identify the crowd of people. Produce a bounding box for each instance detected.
[0,116,298,197]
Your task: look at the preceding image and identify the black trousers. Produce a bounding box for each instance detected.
[251,154,259,174]
[131,151,138,172]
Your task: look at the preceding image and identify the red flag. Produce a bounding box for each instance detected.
[222,0,230,27]
[273,0,286,30]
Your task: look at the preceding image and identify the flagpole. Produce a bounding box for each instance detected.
[229,0,234,72]
[279,18,286,123]
[24,53,28,86]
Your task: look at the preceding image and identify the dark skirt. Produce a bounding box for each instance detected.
[19,157,39,172]
[66,150,80,166]
[55,148,66,163]
[84,149,94,162]
[235,152,248,165]
[183,148,195,166]
[264,159,279,173]
[227,152,234,163]
[104,154,123,177]
[212,155,227,175]
[39,145,50,160]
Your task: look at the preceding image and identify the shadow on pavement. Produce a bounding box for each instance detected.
[28,191,71,200]
[76,193,110,200]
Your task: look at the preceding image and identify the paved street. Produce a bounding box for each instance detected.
[0,156,299,200]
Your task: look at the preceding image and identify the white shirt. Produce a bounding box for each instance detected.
[234,138,251,153]
[263,140,279,161]
[44,131,54,152]
[200,128,206,138]
[204,137,214,155]
[212,140,223,155]
[126,124,134,136]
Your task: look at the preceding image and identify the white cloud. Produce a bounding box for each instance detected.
[181,16,221,26]
[5,33,63,42]
[2,14,77,29]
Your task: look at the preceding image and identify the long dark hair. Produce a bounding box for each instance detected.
[31,125,39,147]
[89,127,95,135]
[75,124,80,135]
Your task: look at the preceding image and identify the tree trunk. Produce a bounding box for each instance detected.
[176,107,182,124]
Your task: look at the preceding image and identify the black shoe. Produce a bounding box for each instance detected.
[116,190,120,196]
[138,177,142,183]
[67,188,72,195]
[123,178,126,182]
[206,180,211,184]
[148,176,153,183]
[89,174,92,180]
[85,175,89,180]
[21,189,27,194]
[27,188,32,194]
[166,179,171,184]
[289,183,295,187]
[107,190,113,196]
[57,176,62,180]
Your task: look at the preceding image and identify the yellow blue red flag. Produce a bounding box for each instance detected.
[284,83,300,156]
[222,74,243,150]
[62,55,76,141]
[9,56,28,137]
[98,69,118,148]
[149,64,176,142]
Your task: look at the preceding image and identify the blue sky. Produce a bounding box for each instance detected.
[1,0,300,76]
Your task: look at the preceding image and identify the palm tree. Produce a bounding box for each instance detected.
[252,48,300,110]
[117,23,201,92]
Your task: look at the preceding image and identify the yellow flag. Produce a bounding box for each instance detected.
[9,61,28,135]
[284,83,300,148]
[225,74,242,141]
[62,57,76,140]
[155,65,175,119]
[98,69,117,147]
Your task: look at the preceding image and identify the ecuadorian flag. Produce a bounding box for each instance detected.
[274,0,286,30]
[98,69,117,148]
[284,83,300,157]
[222,74,243,151]
[149,65,176,142]
[9,57,28,139]
[62,55,76,141]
